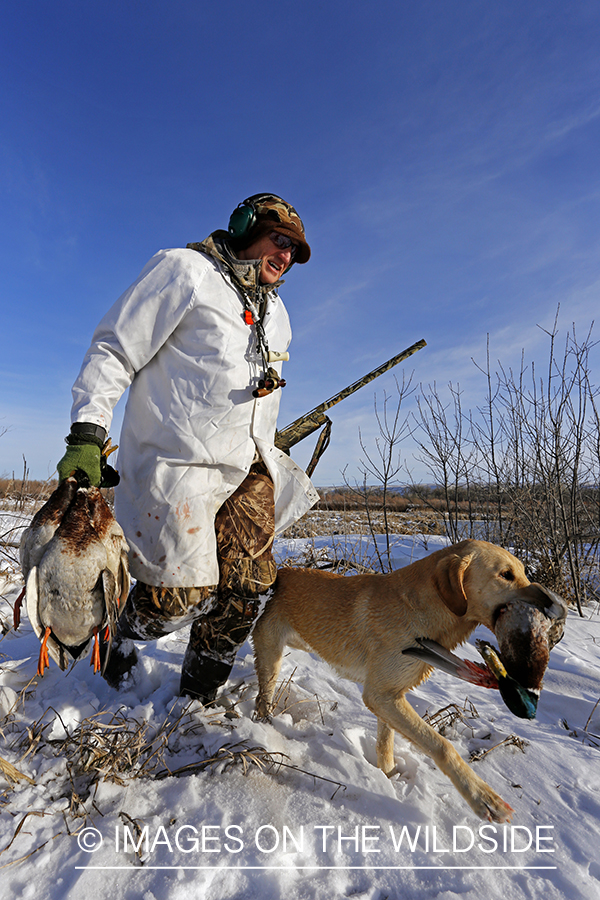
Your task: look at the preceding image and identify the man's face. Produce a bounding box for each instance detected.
[237,232,295,284]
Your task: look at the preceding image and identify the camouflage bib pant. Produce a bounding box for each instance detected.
[111,461,277,701]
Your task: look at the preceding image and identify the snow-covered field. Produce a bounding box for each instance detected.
[1,523,600,900]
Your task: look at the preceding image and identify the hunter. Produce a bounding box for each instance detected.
[56,193,319,702]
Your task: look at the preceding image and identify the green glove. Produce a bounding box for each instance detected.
[57,424,121,488]
[57,443,102,486]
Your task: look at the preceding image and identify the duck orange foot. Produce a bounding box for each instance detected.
[37,626,51,676]
[90,627,101,674]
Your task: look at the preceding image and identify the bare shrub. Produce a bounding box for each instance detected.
[342,374,416,572]
[336,311,599,611]
[412,311,600,613]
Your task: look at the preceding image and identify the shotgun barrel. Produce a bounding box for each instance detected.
[275,338,427,461]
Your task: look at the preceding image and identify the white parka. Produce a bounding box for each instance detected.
[70,246,319,587]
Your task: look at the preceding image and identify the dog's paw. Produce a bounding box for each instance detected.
[252,702,273,724]
[484,797,514,823]
[473,787,513,823]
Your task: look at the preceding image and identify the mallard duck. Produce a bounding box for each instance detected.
[402,637,500,688]
[403,584,567,720]
[19,477,130,675]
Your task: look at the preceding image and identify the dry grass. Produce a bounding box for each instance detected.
[282,507,448,539]
[253,667,329,726]
[314,489,474,514]
[423,699,480,737]
[469,734,529,761]
[0,677,349,830]
[278,540,378,574]
[423,700,530,763]
[559,699,600,749]
[9,700,233,793]
[154,742,288,780]
[51,706,178,784]
[0,756,33,785]
[0,476,58,507]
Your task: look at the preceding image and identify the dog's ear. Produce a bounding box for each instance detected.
[433,552,473,617]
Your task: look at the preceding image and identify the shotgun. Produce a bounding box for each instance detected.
[275,338,427,477]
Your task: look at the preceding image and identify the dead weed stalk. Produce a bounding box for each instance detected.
[51,702,197,785]
[154,740,348,801]
[424,699,479,736]
[155,741,286,779]
[470,734,529,761]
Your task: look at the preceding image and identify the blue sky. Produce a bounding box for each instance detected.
[2,1,600,486]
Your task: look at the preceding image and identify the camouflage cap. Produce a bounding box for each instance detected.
[241,193,311,264]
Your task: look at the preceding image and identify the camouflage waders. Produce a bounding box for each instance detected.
[103,461,277,702]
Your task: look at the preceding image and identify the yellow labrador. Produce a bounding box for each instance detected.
[253,539,566,822]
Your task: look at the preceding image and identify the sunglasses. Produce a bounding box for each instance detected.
[269,231,298,260]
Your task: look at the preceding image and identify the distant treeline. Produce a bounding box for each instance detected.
[0,477,58,503]
[315,486,471,513]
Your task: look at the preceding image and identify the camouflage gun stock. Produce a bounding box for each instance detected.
[275,338,426,477]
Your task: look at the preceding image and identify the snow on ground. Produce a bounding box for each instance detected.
[1,528,600,899]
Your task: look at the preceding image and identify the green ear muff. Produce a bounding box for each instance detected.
[228,203,257,238]
[228,193,286,238]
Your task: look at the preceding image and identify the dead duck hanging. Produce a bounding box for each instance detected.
[18,476,130,675]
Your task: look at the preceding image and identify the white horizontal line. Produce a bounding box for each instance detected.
[75,865,558,871]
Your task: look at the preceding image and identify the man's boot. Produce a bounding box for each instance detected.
[99,619,139,690]
[179,642,233,704]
